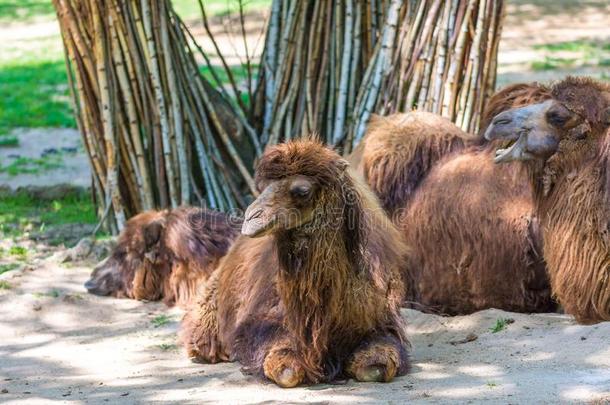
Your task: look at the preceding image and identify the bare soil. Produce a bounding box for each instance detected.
[0,258,608,404]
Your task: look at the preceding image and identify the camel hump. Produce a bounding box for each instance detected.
[360,111,471,212]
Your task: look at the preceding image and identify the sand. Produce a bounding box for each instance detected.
[0,260,608,404]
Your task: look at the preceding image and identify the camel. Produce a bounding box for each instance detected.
[85,207,240,307]
[181,139,410,387]
[485,76,610,324]
[349,84,557,315]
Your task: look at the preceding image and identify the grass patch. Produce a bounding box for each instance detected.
[172,0,271,19]
[8,246,28,259]
[532,39,610,71]
[0,0,55,24]
[0,59,74,135]
[534,39,610,53]
[0,280,13,289]
[0,155,64,176]
[151,314,172,328]
[0,135,19,147]
[158,343,178,351]
[486,381,498,388]
[489,318,514,333]
[199,64,258,87]
[531,56,577,71]
[33,289,60,298]
[0,194,96,238]
[0,263,19,275]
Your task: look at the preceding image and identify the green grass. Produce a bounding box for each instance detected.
[0,194,96,238]
[0,135,19,147]
[172,0,271,19]
[0,59,74,135]
[33,289,60,298]
[8,246,28,259]
[0,0,271,135]
[532,39,610,71]
[0,263,19,275]
[151,314,172,328]
[0,0,55,24]
[534,39,610,53]
[0,0,272,24]
[489,318,514,333]
[158,343,178,351]
[0,281,12,289]
[0,155,64,176]
[531,56,577,71]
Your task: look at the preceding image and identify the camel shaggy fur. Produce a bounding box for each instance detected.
[486,76,610,324]
[85,207,240,307]
[181,140,410,387]
[350,84,556,315]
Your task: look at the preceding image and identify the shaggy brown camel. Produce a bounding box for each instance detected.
[85,207,240,307]
[485,76,610,324]
[181,140,410,387]
[349,84,557,315]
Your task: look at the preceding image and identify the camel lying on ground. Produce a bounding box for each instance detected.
[485,76,610,324]
[181,139,410,387]
[85,207,240,307]
[350,84,557,315]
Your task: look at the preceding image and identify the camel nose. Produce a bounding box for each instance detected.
[84,279,97,291]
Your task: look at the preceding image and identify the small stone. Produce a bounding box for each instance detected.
[1,389,8,394]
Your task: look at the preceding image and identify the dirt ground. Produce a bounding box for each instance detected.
[0,257,609,404]
[1,1,610,404]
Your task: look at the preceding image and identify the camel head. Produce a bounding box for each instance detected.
[242,175,320,237]
[85,211,168,300]
[242,139,349,238]
[485,77,610,164]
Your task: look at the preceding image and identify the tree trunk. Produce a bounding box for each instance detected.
[255,0,505,151]
[53,0,257,231]
[53,0,505,231]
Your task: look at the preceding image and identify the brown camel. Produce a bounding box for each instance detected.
[349,84,556,315]
[85,207,240,307]
[485,76,610,324]
[181,139,410,387]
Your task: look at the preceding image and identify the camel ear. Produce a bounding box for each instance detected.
[603,106,610,126]
[335,158,349,172]
[143,220,164,249]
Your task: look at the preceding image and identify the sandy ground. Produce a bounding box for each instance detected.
[496,0,610,85]
[0,128,90,189]
[0,260,608,404]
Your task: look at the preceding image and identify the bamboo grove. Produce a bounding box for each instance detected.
[52,0,505,232]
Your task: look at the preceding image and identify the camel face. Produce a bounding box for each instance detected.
[85,215,166,300]
[486,100,582,163]
[242,175,318,237]
[85,256,126,297]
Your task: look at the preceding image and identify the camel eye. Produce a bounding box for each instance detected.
[546,106,571,128]
[290,184,311,199]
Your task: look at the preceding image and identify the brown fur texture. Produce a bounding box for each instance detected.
[350,85,557,315]
[489,77,610,323]
[85,207,240,307]
[353,112,479,213]
[181,140,410,387]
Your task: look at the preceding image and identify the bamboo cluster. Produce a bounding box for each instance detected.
[374,0,505,137]
[254,0,505,150]
[253,0,401,149]
[53,0,258,232]
[53,0,505,231]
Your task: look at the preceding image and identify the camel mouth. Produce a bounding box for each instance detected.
[241,214,276,238]
[494,132,532,163]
